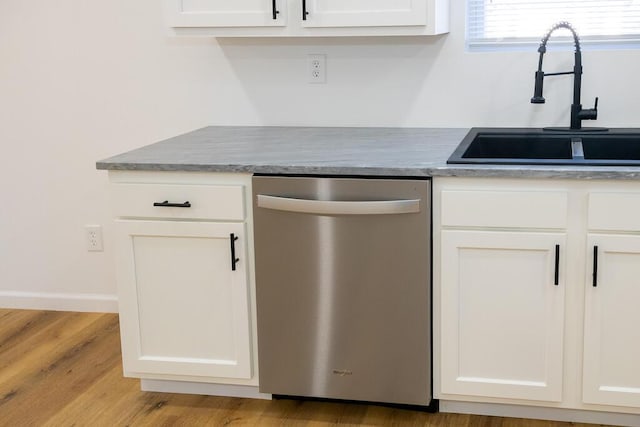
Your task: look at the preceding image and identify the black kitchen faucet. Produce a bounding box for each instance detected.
[531,21,599,130]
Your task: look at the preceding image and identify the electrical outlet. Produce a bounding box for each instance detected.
[85,225,103,252]
[308,54,326,84]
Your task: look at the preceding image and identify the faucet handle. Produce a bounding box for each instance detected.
[579,97,599,121]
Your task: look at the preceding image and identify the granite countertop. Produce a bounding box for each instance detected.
[96,126,640,179]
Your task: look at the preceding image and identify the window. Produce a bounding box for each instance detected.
[467,0,640,50]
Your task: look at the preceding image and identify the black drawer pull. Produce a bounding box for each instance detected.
[230,233,240,271]
[272,0,280,19]
[554,244,560,286]
[302,0,309,20]
[153,200,191,208]
[593,246,599,287]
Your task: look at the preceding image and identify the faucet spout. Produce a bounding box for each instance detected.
[531,21,599,130]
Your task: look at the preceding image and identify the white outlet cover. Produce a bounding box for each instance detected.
[308,54,326,84]
[85,225,104,252]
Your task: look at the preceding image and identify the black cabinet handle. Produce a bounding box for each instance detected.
[302,0,309,20]
[272,0,279,20]
[593,246,599,287]
[554,244,560,286]
[153,200,191,208]
[230,233,240,271]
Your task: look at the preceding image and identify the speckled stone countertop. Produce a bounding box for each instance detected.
[96,126,640,180]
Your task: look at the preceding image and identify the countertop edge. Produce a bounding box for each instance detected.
[96,162,640,180]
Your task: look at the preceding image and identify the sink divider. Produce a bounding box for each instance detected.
[571,138,584,160]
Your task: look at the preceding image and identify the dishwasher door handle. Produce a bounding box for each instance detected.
[257,194,420,215]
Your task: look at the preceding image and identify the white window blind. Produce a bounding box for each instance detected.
[467,0,640,50]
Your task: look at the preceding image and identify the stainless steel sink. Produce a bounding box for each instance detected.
[447,128,640,166]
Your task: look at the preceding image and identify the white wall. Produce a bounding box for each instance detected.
[1,1,638,312]
[0,0,218,311]
[209,3,639,128]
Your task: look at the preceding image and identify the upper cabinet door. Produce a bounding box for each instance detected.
[302,0,427,27]
[167,0,287,27]
[583,234,640,408]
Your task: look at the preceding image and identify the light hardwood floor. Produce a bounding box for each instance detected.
[0,309,610,426]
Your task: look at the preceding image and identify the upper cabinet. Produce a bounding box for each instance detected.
[165,0,449,36]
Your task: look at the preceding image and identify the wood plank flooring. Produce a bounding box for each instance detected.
[0,309,611,426]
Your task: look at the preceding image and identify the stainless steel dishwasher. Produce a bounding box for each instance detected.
[253,175,432,407]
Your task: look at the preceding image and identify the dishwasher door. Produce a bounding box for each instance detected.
[253,175,431,406]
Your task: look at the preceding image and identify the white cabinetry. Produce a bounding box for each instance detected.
[165,0,449,36]
[435,178,640,414]
[166,0,287,28]
[582,193,640,408]
[438,188,568,402]
[110,171,257,385]
[301,0,427,28]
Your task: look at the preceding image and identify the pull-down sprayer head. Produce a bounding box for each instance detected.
[531,70,546,104]
[531,21,581,104]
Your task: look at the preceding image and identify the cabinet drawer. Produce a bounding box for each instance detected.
[112,183,245,220]
[589,192,640,231]
[441,190,568,229]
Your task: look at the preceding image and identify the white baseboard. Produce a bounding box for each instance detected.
[141,379,272,400]
[0,290,118,313]
[440,400,640,427]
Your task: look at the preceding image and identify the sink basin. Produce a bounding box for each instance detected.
[582,135,640,161]
[447,128,640,166]
[461,133,573,160]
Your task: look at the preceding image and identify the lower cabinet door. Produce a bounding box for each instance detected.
[440,230,566,402]
[115,220,252,380]
[583,234,640,408]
